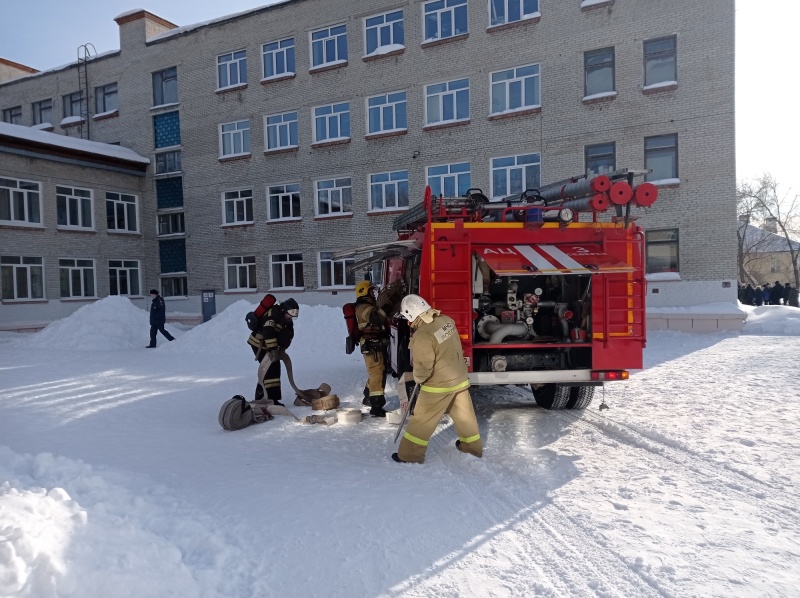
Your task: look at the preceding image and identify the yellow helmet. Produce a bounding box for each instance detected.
[355,280,373,298]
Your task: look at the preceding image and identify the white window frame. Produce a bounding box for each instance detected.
[59,258,96,299]
[313,102,350,143]
[366,91,407,135]
[364,9,405,56]
[106,191,139,233]
[425,78,470,126]
[0,177,42,227]
[369,170,409,212]
[225,255,257,291]
[267,183,302,221]
[109,259,141,296]
[265,111,299,151]
[426,162,471,198]
[217,50,248,90]
[222,189,254,225]
[318,251,355,289]
[490,153,541,200]
[0,256,44,300]
[56,185,93,230]
[262,37,296,80]
[157,211,185,236]
[310,24,348,68]
[219,120,251,157]
[270,253,304,290]
[489,0,540,27]
[315,177,353,217]
[490,64,540,115]
[422,0,468,42]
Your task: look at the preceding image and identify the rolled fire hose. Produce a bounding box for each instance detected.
[257,350,337,412]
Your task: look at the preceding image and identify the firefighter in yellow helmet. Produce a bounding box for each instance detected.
[354,280,389,417]
[392,294,482,464]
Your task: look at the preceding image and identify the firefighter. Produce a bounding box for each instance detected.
[247,298,299,406]
[392,294,483,464]
[354,280,389,417]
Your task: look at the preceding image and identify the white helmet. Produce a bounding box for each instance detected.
[400,294,431,322]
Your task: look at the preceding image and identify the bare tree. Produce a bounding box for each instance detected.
[737,174,800,289]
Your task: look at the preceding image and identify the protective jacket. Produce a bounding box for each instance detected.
[355,296,388,344]
[247,305,294,361]
[150,295,166,326]
[409,308,469,394]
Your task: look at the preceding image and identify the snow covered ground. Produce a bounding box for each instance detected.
[1,298,799,597]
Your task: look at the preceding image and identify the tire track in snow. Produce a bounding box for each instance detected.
[389,419,667,598]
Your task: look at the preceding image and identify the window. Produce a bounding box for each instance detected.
[313,103,350,143]
[2,106,21,124]
[316,177,352,216]
[427,163,471,197]
[59,258,95,298]
[268,183,301,221]
[370,171,409,211]
[1,256,44,300]
[367,92,407,134]
[32,100,52,125]
[490,0,539,27]
[645,134,678,182]
[106,191,139,232]
[95,83,118,114]
[223,189,254,224]
[109,259,141,296]
[646,229,679,273]
[153,111,181,149]
[423,0,468,42]
[585,47,615,97]
[491,64,540,114]
[156,177,184,209]
[425,78,469,125]
[585,142,616,177]
[491,153,540,199]
[56,185,93,229]
[158,212,185,235]
[311,24,348,68]
[365,10,404,55]
[155,150,181,174]
[0,177,41,225]
[161,276,188,297]
[644,35,677,87]
[270,253,304,289]
[219,120,251,157]
[62,92,84,119]
[218,50,247,89]
[263,38,295,79]
[265,111,298,150]
[225,256,257,290]
[152,67,178,106]
[319,251,355,288]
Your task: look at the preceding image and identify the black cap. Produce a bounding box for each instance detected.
[281,298,299,311]
[149,289,159,295]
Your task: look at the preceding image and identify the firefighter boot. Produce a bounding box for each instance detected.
[369,394,387,417]
[362,384,370,406]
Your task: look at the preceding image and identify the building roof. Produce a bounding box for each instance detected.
[740,223,800,254]
[0,122,149,165]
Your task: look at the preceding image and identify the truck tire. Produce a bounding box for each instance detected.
[566,386,595,410]
[530,383,571,410]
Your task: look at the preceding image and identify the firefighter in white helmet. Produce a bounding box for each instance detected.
[354,280,389,417]
[393,294,483,463]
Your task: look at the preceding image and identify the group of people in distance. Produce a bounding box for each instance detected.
[739,281,799,307]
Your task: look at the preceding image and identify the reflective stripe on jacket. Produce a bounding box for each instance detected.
[409,309,469,393]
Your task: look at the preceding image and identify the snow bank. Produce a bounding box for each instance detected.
[740,303,800,335]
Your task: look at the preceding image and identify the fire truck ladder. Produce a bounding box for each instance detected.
[428,232,473,338]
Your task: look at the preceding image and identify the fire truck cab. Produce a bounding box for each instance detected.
[339,170,657,410]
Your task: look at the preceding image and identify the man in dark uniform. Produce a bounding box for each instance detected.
[247,298,299,406]
[146,289,174,348]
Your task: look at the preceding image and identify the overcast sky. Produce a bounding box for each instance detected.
[0,1,796,196]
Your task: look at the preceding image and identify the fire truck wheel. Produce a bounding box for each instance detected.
[530,384,570,410]
[566,386,595,410]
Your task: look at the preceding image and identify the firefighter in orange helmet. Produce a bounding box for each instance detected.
[354,280,389,417]
[392,294,482,464]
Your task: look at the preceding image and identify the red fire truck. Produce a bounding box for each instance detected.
[341,170,657,410]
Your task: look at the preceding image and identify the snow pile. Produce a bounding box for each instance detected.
[740,303,800,335]
[13,296,179,351]
[159,299,253,357]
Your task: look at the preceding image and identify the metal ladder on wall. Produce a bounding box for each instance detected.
[77,43,95,140]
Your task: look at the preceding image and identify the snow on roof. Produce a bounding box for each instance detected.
[0,122,149,165]
[740,223,800,253]
[0,50,120,86]
[148,0,295,43]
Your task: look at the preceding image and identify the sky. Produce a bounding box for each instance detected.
[1,296,800,596]
[0,1,797,195]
